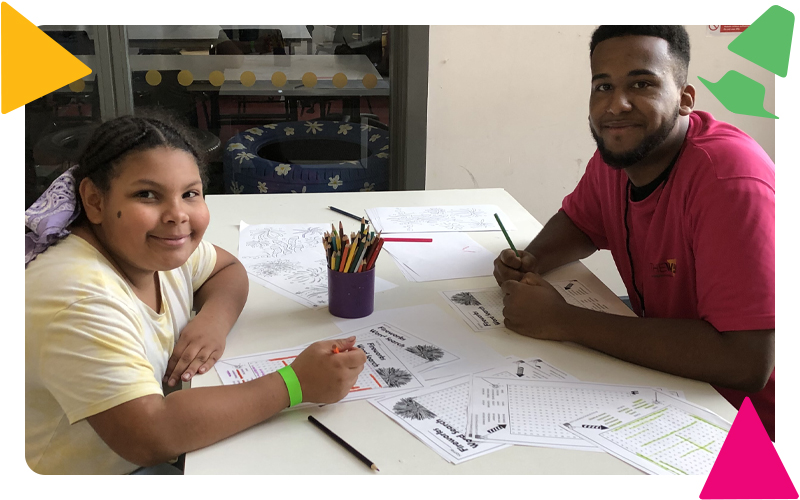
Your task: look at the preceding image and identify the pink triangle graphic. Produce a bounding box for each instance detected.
[701,397,797,499]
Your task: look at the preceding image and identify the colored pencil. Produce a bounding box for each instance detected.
[328,206,369,224]
[494,213,518,257]
[308,415,379,472]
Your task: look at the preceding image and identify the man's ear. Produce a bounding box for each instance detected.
[679,84,696,116]
[79,178,105,224]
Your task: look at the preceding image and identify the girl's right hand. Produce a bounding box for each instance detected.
[290,337,366,404]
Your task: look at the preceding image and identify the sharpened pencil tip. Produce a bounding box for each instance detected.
[371,464,379,471]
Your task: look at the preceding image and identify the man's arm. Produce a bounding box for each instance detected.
[502,274,775,393]
[494,210,597,284]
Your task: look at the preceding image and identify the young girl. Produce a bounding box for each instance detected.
[25,115,366,474]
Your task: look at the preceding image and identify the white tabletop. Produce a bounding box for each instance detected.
[185,188,736,474]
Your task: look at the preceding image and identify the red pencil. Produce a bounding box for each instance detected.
[365,238,385,270]
[382,237,433,243]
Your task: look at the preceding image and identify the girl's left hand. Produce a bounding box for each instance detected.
[164,320,227,388]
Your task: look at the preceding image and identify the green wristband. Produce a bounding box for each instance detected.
[277,366,303,407]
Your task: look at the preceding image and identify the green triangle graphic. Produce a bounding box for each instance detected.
[698,71,778,119]
[728,5,794,77]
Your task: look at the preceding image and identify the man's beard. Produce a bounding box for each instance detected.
[589,107,680,169]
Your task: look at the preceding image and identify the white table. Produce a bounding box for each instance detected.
[185,188,736,474]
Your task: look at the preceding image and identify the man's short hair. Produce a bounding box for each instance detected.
[589,25,691,86]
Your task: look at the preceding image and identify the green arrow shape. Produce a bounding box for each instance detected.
[728,5,794,77]
[698,71,778,119]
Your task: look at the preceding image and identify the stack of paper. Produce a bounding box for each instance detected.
[383,232,497,282]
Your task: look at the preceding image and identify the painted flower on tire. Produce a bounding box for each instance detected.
[245,128,263,136]
[227,143,246,151]
[244,135,254,141]
[360,182,375,192]
[338,124,353,135]
[257,182,268,193]
[305,121,323,134]
[275,164,292,176]
[369,134,381,142]
[230,181,244,194]
[235,152,256,164]
[263,124,277,130]
[376,152,388,158]
[328,175,344,190]
[291,186,307,193]
[284,127,294,136]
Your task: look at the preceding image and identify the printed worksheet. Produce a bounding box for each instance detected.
[238,222,395,308]
[467,378,661,451]
[370,356,575,464]
[441,281,619,332]
[549,280,613,312]
[562,392,731,475]
[384,233,496,282]
[365,205,516,233]
[441,288,505,331]
[320,322,460,373]
[215,338,426,405]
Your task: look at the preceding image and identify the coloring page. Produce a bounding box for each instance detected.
[239,221,395,308]
[562,391,730,475]
[365,205,516,233]
[440,287,505,331]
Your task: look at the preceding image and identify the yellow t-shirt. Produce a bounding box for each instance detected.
[25,235,217,474]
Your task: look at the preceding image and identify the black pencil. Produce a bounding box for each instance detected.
[329,206,369,224]
[308,415,379,472]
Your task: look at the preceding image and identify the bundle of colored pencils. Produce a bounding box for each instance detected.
[322,219,385,273]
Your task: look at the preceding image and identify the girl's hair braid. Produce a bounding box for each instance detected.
[72,111,208,225]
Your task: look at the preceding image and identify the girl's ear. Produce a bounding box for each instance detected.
[79,178,105,224]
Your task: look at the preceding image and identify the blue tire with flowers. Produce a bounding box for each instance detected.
[222,120,390,194]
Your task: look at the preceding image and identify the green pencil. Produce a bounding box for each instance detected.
[494,213,518,257]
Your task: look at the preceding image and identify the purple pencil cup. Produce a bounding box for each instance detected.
[327,267,375,318]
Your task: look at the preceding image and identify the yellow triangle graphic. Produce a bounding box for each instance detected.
[1,2,92,114]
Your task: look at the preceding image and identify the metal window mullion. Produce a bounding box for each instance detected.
[93,26,117,120]
[107,25,134,117]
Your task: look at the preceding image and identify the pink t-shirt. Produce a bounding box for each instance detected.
[562,110,775,439]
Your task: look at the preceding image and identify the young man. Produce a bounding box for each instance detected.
[493,26,775,440]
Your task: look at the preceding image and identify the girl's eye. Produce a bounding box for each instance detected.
[184,191,200,199]
[594,83,611,92]
[136,191,156,199]
[632,81,651,89]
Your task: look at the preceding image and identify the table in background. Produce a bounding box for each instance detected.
[186,188,736,474]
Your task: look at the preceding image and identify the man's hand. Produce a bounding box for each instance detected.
[164,319,227,388]
[290,337,367,404]
[501,272,572,340]
[493,249,538,285]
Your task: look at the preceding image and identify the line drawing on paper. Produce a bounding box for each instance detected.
[405,345,445,362]
[245,226,324,257]
[450,292,482,306]
[393,397,437,421]
[250,260,300,278]
[383,207,494,232]
[376,367,413,388]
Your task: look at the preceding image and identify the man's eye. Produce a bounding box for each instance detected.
[632,81,651,89]
[594,83,611,92]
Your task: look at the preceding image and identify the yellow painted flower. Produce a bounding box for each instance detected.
[328,175,344,190]
[230,181,244,194]
[284,127,295,136]
[275,164,292,176]
[338,124,353,135]
[369,134,381,143]
[257,182,268,193]
[245,128,263,136]
[305,121,323,134]
[291,186,307,193]
[360,182,375,192]
[263,124,277,129]
[376,152,388,158]
[235,152,257,164]
[227,143,246,151]
[244,135,254,141]
[380,145,389,151]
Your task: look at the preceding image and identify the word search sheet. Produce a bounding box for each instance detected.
[562,392,730,475]
[467,378,661,451]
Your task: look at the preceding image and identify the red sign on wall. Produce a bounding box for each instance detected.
[707,25,750,34]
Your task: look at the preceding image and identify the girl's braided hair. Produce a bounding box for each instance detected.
[72,111,207,225]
